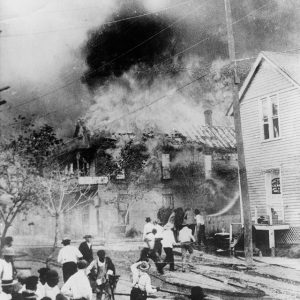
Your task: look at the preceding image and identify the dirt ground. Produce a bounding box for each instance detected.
[13,242,300,300]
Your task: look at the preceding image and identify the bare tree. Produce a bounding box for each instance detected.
[38,169,97,253]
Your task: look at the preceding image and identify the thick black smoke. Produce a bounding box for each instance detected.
[82,2,182,89]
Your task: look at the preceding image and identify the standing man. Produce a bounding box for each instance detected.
[61,260,93,300]
[140,229,163,274]
[130,261,159,300]
[0,247,17,295]
[86,250,116,300]
[160,224,176,272]
[57,237,83,282]
[195,209,206,246]
[178,224,195,272]
[79,234,93,265]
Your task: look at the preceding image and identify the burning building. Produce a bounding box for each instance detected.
[54,110,238,238]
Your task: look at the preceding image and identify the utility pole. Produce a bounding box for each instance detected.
[224,0,253,265]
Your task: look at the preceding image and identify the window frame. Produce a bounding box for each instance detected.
[259,94,281,142]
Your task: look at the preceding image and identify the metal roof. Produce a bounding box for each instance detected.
[170,125,236,152]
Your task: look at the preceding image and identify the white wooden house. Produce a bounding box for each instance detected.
[237,51,300,247]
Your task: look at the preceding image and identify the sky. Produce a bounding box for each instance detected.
[0,0,299,137]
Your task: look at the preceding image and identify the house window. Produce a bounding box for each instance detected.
[261,95,279,140]
[162,154,171,179]
[162,194,174,208]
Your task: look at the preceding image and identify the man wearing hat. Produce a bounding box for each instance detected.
[0,247,18,295]
[61,260,92,300]
[79,235,93,265]
[130,261,159,300]
[57,238,83,282]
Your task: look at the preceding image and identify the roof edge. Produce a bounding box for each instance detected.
[239,51,300,102]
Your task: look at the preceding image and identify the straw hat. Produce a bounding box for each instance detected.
[2,247,16,256]
[137,261,151,271]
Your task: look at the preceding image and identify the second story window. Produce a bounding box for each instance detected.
[261,95,279,140]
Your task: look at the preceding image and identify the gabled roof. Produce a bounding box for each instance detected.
[226,51,300,116]
[239,51,300,100]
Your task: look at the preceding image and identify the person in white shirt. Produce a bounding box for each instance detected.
[61,260,92,300]
[130,261,159,300]
[194,209,206,246]
[57,238,83,282]
[178,224,196,272]
[139,230,163,274]
[160,224,176,272]
[143,218,154,241]
[0,247,17,295]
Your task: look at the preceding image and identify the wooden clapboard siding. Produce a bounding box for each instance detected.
[240,58,300,227]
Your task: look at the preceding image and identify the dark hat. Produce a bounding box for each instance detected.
[25,276,39,290]
[145,217,151,222]
[83,234,92,239]
[77,259,88,269]
[191,286,206,300]
[61,237,71,243]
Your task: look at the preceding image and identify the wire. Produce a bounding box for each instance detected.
[232,0,273,25]
[0,0,194,37]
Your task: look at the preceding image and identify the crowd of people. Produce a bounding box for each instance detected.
[0,210,208,300]
[0,235,118,300]
[140,208,206,274]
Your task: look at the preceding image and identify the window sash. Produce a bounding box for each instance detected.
[261,95,279,140]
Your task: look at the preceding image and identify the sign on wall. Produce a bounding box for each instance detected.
[78,176,109,185]
[271,177,281,194]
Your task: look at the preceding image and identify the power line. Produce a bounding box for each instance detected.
[0,0,194,37]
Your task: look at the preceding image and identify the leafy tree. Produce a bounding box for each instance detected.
[0,149,41,248]
[0,122,62,248]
